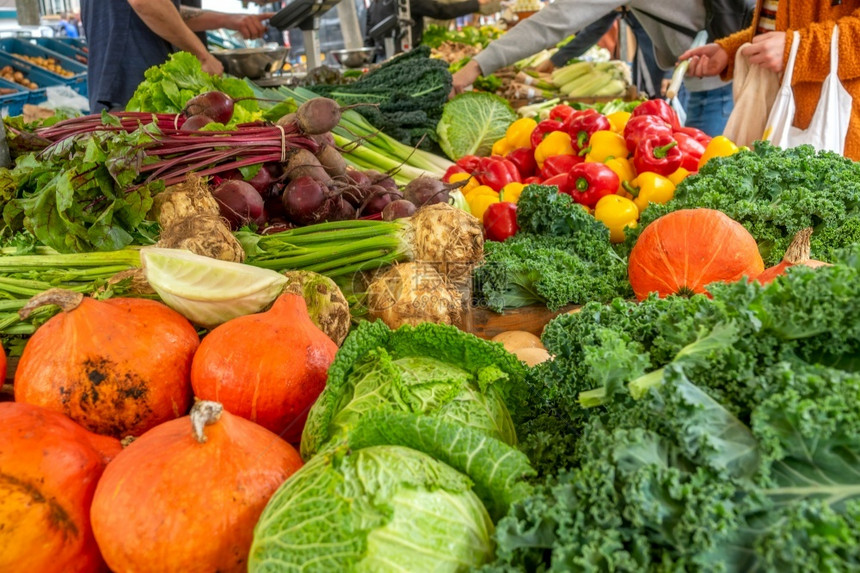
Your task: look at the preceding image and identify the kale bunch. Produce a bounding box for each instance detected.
[473,186,632,312]
[493,246,860,571]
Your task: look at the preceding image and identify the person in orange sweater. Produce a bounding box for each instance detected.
[680,0,860,160]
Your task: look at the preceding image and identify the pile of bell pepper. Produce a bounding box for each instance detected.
[443,99,742,243]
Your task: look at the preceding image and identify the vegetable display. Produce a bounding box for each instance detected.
[492,247,860,571]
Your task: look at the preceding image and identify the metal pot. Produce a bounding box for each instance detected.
[211,45,289,79]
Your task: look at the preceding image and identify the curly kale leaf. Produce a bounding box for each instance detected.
[473,232,631,312]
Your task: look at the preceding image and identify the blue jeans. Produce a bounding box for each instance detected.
[684,83,734,137]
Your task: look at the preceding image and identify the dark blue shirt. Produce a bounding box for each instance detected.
[81,0,179,112]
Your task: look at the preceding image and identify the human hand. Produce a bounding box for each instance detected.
[746,31,786,73]
[200,53,224,75]
[226,12,275,40]
[678,43,729,77]
[534,59,554,74]
[661,77,671,96]
[450,59,482,98]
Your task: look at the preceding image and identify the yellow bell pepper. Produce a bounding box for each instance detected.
[467,188,501,223]
[594,194,639,243]
[606,111,631,133]
[698,135,740,169]
[500,181,525,204]
[583,130,629,163]
[505,117,537,149]
[624,172,676,212]
[491,137,515,157]
[605,157,636,195]
[465,184,496,199]
[667,167,691,186]
[534,131,574,168]
[448,171,480,194]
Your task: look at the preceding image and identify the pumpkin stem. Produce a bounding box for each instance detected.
[784,227,813,265]
[676,286,697,298]
[191,401,223,443]
[18,288,84,319]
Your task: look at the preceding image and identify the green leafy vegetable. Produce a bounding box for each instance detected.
[0,124,161,253]
[437,91,517,159]
[473,186,632,311]
[139,247,287,328]
[300,320,527,459]
[489,246,860,571]
[126,52,261,125]
[250,444,496,573]
[308,46,451,149]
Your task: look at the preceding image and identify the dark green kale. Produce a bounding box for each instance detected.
[308,47,451,148]
[473,185,632,312]
[494,246,860,572]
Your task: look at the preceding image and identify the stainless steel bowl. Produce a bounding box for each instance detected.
[329,47,375,69]
[211,46,289,79]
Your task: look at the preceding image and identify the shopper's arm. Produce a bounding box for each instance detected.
[549,10,618,68]
[179,6,274,39]
[452,0,619,91]
[127,0,222,74]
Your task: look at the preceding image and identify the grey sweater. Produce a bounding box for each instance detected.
[473,0,728,92]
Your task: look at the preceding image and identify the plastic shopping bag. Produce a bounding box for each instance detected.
[764,26,852,154]
[723,42,780,147]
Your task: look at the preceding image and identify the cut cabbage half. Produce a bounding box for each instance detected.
[140,247,287,329]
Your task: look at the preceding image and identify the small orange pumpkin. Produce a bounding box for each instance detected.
[191,294,338,442]
[0,402,121,573]
[628,208,764,300]
[756,227,830,284]
[14,289,200,439]
[91,401,303,572]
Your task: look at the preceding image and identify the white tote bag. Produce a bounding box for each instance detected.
[764,25,852,154]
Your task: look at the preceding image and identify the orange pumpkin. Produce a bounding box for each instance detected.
[756,227,830,284]
[14,289,200,439]
[0,402,121,573]
[91,401,303,573]
[0,343,6,382]
[628,208,764,300]
[191,294,337,442]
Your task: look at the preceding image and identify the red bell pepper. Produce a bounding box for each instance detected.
[442,165,468,182]
[623,115,672,153]
[673,126,712,146]
[483,202,519,242]
[540,153,583,180]
[542,173,574,195]
[456,155,481,172]
[530,119,565,149]
[506,147,538,179]
[631,99,681,130]
[476,157,521,192]
[523,176,542,185]
[549,104,576,122]
[633,133,683,177]
[565,112,611,152]
[673,132,706,172]
[567,163,620,208]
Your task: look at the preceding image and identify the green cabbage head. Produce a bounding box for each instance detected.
[300,321,527,459]
[249,445,495,572]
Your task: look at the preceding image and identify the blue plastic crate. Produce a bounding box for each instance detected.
[27,88,47,106]
[0,38,87,94]
[0,77,29,116]
[0,53,64,91]
[33,38,88,66]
